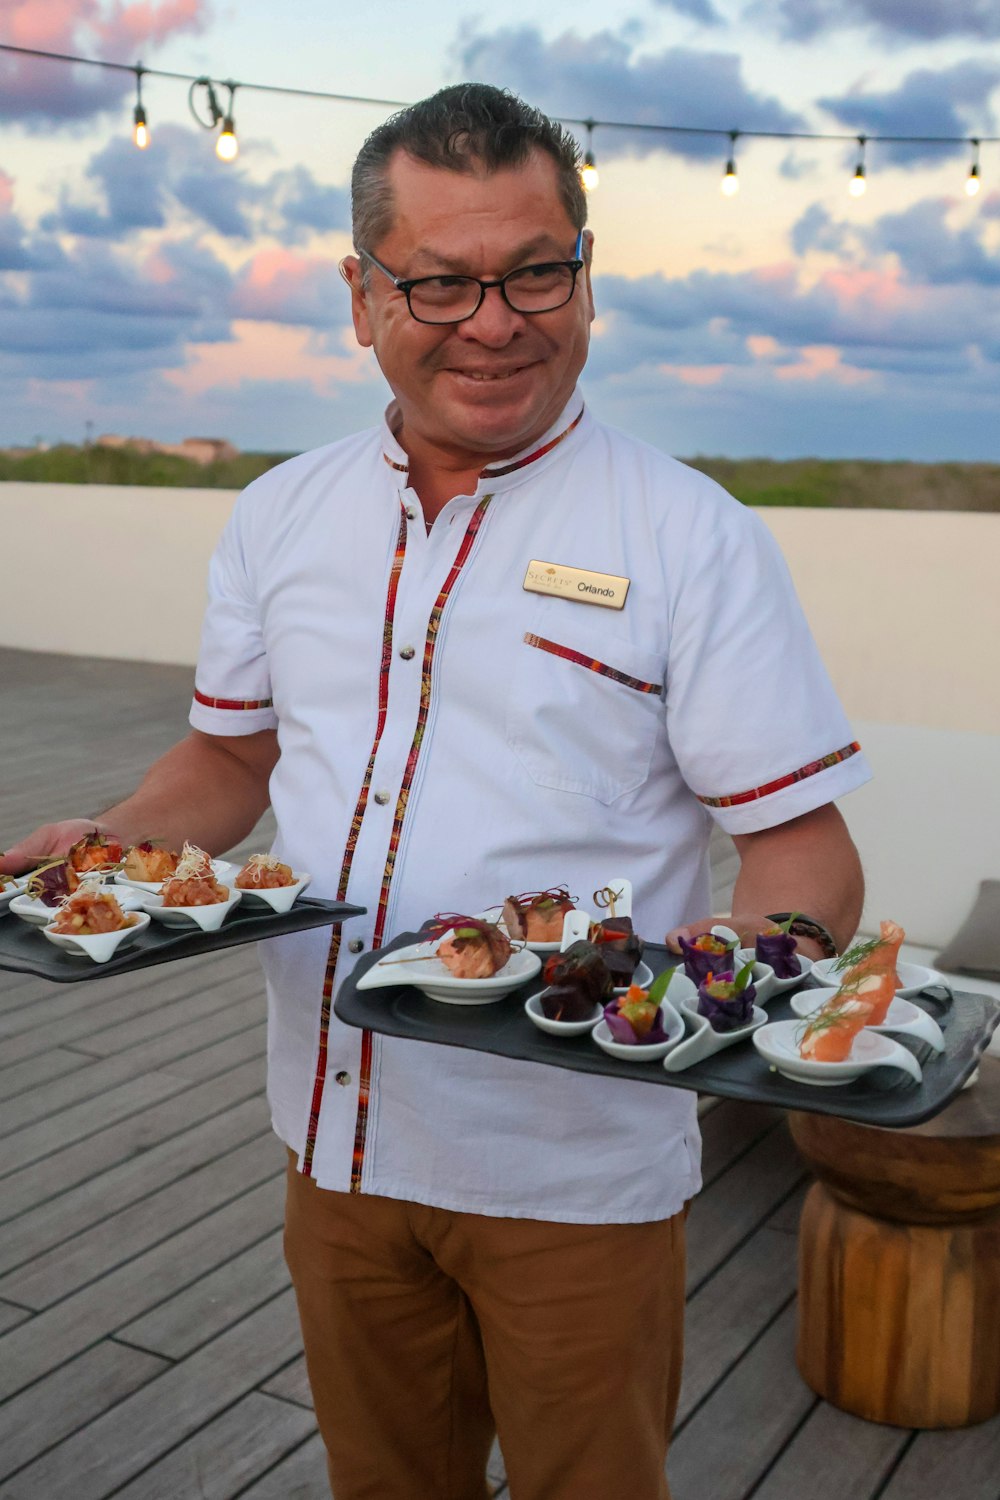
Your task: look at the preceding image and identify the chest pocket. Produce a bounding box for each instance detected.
[505,625,666,805]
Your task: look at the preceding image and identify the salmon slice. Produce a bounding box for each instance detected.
[841,920,905,989]
[799,997,874,1062]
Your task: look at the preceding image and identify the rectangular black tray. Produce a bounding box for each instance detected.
[0,897,366,983]
[334,933,1000,1128]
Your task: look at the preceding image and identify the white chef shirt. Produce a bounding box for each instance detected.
[190,393,871,1224]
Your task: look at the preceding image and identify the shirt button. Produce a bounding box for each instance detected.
[405,506,417,520]
[334,1071,351,1086]
[348,937,365,953]
[373,790,390,805]
[398,645,415,661]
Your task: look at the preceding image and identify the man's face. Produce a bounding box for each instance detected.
[342,148,594,464]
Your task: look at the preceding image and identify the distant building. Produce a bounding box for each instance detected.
[94,434,240,465]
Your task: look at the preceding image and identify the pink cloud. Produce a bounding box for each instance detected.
[230,248,347,327]
[0,170,14,213]
[0,0,208,125]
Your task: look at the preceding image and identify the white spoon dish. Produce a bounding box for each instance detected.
[591,1000,685,1062]
[141,887,242,932]
[356,941,541,1006]
[663,996,769,1072]
[11,885,145,928]
[738,946,810,996]
[42,911,150,964]
[524,991,604,1037]
[232,873,311,914]
[790,989,946,1053]
[810,957,942,1000]
[115,858,234,895]
[752,1018,923,1087]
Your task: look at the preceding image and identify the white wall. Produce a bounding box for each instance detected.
[3,482,998,948]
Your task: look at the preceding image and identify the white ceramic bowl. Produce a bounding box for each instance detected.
[591,1000,685,1062]
[752,1017,922,1087]
[11,885,145,928]
[790,989,946,1052]
[738,946,809,995]
[232,872,311,913]
[811,956,940,1000]
[356,941,541,1006]
[42,910,150,964]
[0,875,30,911]
[141,886,242,932]
[115,857,234,895]
[524,991,604,1036]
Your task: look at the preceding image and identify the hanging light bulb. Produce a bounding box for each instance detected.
[580,121,599,192]
[720,132,739,196]
[966,139,981,197]
[216,84,239,161]
[849,135,867,197]
[132,65,149,149]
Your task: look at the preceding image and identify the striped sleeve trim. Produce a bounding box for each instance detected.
[524,633,662,696]
[697,742,863,809]
[193,689,274,711]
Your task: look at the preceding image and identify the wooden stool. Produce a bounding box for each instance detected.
[789,1054,1000,1428]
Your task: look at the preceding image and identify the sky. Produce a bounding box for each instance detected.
[1,0,999,460]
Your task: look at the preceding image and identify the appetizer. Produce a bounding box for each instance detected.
[539,940,612,1021]
[590,917,643,987]
[754,918,800,980]
[161,843,228,908]
[697,963,757,1033]
[798,920,906,1057]
[678,931,739,986]
[25,860,80,907]
[123,842,180,883]
[798,994,873,1062]
[236,854,296,890]
[68,831,124,874]
[502,886,575,943]
[833,922,905,1015]
[50,888,135,935]
[429,915,513,979]
[603,984,670,1046]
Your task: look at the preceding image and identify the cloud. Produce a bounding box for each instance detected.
[819,63,1000,166]
[0,0,208,128]
[43,125,350,244]
[455,26,803,161]
[229,249,347,327]
[652,0,724,23]
[745,0,1000,42]
[867,201,1000,286]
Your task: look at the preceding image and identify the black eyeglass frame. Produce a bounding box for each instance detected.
[360,230,586,325]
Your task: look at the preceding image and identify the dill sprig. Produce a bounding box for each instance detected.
[833,935,885,973]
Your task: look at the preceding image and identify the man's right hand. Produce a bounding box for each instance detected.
[1,820,104,876]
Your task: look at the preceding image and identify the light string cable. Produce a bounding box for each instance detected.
[1,39,997,194]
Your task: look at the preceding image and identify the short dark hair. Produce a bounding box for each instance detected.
[352,82,587,255]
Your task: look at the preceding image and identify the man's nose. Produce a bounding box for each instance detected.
[455,285,526,346]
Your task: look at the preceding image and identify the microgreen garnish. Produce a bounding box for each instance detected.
[777,912,801,935]
[646,966,676,1005]
[734,960,755,993]
[833,936,885,973]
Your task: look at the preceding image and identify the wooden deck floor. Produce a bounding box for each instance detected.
[2,646,999,1500]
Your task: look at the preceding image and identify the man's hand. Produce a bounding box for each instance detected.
[1,820,104,876]
[666,803,863,960]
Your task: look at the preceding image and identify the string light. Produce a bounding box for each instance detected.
[580,120,599,193]
[966,139,981,197]
[721,132,739,196]
[2,42,997,196]
[132,64,149,149]
[216,85,239,161]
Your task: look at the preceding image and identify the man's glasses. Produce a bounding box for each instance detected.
[361,231,585,326]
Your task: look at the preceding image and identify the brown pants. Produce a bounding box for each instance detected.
[284,1158,686,1500]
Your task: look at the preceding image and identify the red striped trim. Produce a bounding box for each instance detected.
[193,689,273,711]
[697,742,863,809]
[300,507,409,1179]
[480,408,584,478]
[349,495,493,1192]
[523,633,662,696]
[381,407,583,481]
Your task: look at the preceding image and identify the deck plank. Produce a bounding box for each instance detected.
[234,1432,330,1499]
[750,1403,910,1500]
[2,1289,303,1500]
[260,1355,314,1409]
[106,1391,317,1500]
[687,1121,807,1290]
[878,1419,1000,1500]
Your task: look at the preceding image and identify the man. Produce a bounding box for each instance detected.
[4,85,868,1500]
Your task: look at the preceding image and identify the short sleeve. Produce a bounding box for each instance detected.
[665,485,871,834]
[188,494,278,737]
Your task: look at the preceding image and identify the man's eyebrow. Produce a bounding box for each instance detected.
[405,238,565,274]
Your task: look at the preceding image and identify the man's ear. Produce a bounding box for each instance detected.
[339,255,373,348]
[581,230,596,324]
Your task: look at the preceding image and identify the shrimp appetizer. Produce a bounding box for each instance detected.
[235,854,296,890]
[50,888,136,935]
[161,843,228,908]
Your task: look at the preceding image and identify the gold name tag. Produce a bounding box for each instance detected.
[522,559,630,610]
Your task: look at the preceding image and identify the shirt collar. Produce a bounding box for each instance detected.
[381,391,587,494]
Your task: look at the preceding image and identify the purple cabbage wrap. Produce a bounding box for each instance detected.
[696,974,757,1033]
[678,933,739,986]
[755,929,800,980]
[602,998,669,1046]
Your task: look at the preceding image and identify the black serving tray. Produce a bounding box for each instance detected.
[0,896,365,983]
[334,933,1000,1128]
